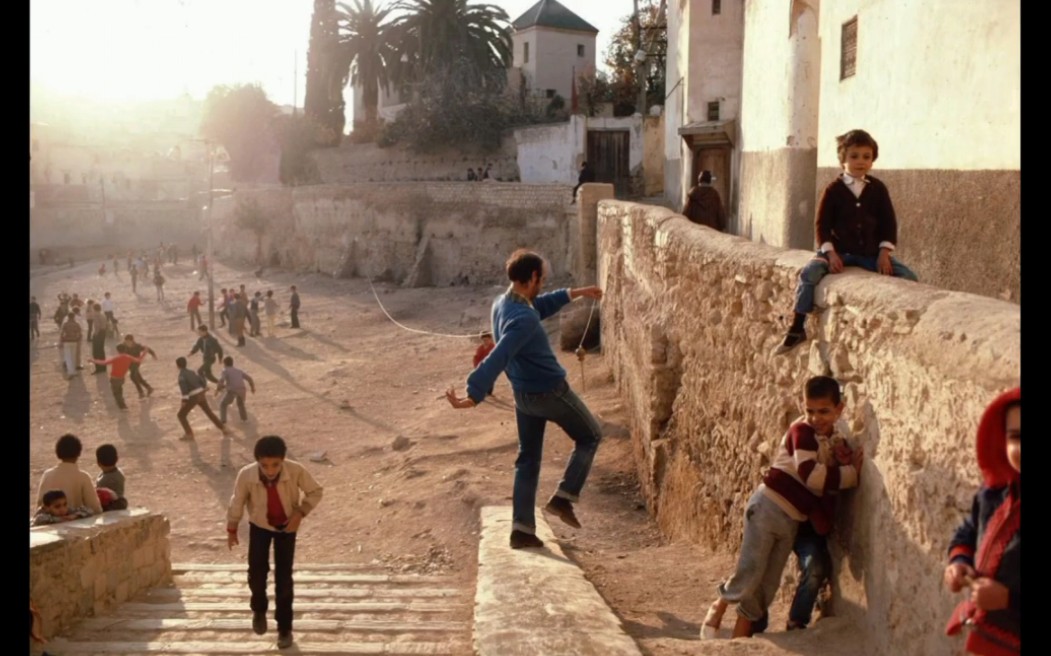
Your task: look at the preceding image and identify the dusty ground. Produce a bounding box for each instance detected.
[29,257,867,655]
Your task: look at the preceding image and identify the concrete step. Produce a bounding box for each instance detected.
[75,617,467,633]
[143,586,462,600]
[45,639,468,654]
[474,506,643,656]
[173,571,451,585]
[53,563,473,655]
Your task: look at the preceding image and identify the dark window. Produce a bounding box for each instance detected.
[841,17,858,80]
[707,101,720,121]
[546,89,556,99]
[63,172,71,184]
[712,0,721,15]
[524,42,529,63]
[577,44,585,57]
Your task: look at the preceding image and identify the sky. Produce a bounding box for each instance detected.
[30,0,639,110]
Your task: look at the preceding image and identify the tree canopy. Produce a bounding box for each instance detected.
[199,84,279,182]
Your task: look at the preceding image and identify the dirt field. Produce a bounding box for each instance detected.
[29,257,868,655]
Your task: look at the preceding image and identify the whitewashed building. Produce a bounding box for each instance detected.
[664,0,1020,301]
[511,0,599,103]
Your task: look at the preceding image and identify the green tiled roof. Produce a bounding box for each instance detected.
[512,0,599,34]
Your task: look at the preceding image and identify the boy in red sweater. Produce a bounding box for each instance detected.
[700,376,864,639]
[91,350,148,411]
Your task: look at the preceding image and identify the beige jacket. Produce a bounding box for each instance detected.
[226,459,323,532]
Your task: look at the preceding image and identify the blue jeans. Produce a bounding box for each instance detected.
[787,521,832,627]
[794,251,919,315]
[511,379,602,534]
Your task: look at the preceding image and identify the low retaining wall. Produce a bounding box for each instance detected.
[212,182,577,286]
[29,509,172,639]
[597,200,1019,655]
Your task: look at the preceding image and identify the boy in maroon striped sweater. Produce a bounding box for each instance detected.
[700,376,864,639]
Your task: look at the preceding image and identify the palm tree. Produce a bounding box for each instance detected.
[391,0,512,91]
[336,0,398,125]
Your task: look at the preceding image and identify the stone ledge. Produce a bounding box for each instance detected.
[474,506,642,656]
[30,508,172,640]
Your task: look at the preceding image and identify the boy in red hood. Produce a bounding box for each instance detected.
[944,387,1020,655]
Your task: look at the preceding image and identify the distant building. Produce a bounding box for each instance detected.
[511,0,598,103]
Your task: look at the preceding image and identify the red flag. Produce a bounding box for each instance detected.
[571,66,579,114]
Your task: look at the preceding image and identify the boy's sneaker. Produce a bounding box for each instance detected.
[277,631,293,649]
[774,330,807,355]
[509,530,544,549]
[544,496,582,529]
[252,612,266,635]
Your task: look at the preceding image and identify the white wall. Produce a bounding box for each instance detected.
[818,0,1020,170]
[511,29,540,86]
[514,26,596,101]
[684,0,745,128]
[663,0,685,205]
[514,115,645,184]
[670,0,745,209]
[741,0,799,151]
[514,115,586,184]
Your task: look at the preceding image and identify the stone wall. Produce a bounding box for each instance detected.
[310,138,520,184]
[30,509,172,639]
[29,201,202,252]
[597,200,1019,656]
[212,182,577,287]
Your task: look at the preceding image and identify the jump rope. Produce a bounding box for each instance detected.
[365,275,600,392]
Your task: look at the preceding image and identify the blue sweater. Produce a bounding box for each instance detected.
[466,289,572,402]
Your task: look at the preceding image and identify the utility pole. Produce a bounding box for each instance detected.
[633,0,647,115]
[206,143,216,329]
[293,49,299,118]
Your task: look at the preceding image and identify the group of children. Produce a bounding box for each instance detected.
[686,130,1019,653]
[32,431,320,651]
[33,434,128,526]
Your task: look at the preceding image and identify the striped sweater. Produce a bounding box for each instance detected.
[761,419,859,521]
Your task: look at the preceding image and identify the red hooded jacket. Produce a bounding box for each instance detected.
[945,387,1020,656]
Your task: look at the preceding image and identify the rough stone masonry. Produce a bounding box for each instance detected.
[597,200,1019,656]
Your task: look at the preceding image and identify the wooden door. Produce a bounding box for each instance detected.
[587,130,631,196]
[691,146,731,210]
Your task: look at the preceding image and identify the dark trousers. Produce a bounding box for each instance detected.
[30,319,39,340]
[129,365,153,396]
[189,308,202,331]
[290,308,299,329]
[92,333,108,374]
[86,319,93,341]
[198,358,219,383]
[177,392,225,435]
[109,378,127,409]
[248,523,297,633]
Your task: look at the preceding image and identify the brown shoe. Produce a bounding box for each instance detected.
[509,530,544,549]
[544,496,582,529]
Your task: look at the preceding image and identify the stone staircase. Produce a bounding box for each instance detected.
[45,563,473,655]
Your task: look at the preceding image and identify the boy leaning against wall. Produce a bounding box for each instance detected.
[700,376,863,640]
